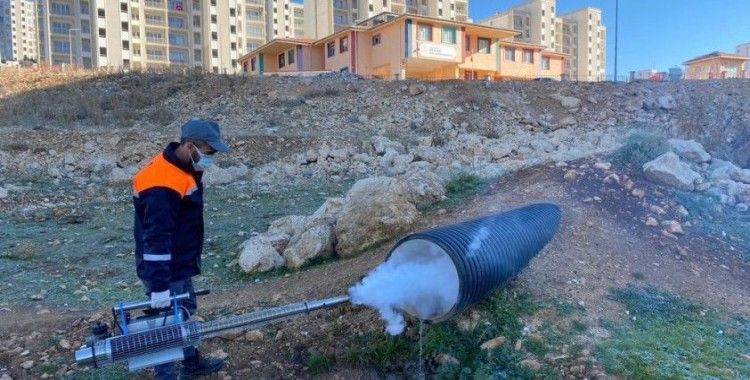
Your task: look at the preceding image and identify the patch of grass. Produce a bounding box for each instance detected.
[427,173,489,211]
[596,286,750,379]
[344,333,417,369]
[307,352,332,374]
[66,365,134,380]
[610,131,668,169]
[0,241,37,260]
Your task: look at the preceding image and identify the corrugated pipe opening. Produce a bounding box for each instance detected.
[387,203,561,322]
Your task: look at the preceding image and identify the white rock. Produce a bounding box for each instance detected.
[594,161,612,170]
[283,219,335,269]
[372,136,405,155]
[667,139,710,163]
[708,159,741,181]
[661,220,684,235]
[658,95,676,110]
[643,152,702,191]
[238,234,285,273]
[399,168,445,208]
[267,215,309,239]
[560,96,581,108]
[310,197,345,223]
[730,168,750,184]
[335,177,419,257]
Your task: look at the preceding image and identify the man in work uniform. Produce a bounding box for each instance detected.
[132,119,229,379]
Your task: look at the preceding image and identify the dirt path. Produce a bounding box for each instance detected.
[1,162,747,379]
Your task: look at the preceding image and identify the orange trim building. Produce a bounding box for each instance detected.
[239,13,567,81]
[683,51,748,80]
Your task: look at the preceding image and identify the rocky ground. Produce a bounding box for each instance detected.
[0,68,748,379]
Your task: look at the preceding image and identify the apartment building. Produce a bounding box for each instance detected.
[737,42,750,78]
[36,0,244,73]
[0,0,38,62]
[241,0,304,54]
[303,0,469,39]
[683,51,748,80]
[559,7,605,81]
[479,0,561,52]
[480,1,605,82]
[240,13,566,81]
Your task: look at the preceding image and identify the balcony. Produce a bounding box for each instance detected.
[144,0,165,9]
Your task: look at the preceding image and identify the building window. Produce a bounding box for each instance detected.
[334,14,346,25]
[465,35,470,51]
[372,33,381,45]
[250,57,256,71]
[340,36,348,53]
[122,40,130,50]
[99,47,107,56]
[169,50,187,63]
[98,28,106,37]
[278,52,285,68]
[169,32,187,45]
[169,16,186,28]
[211,32,217,40]
[477,37,491,54]
[120,3,128,12]
[50,3,72,15]
[121,21,129,31]
[442,26,456,45]
[327,41,335,58]
[417,24,432,41]
[522,49,533,63]
[542,56,550,70]
[288,49,295,64]
[98,8,105,17]
[51,22,71,34]
[504,47,515,61]
[212,49,218,58]
[51,40,70,54]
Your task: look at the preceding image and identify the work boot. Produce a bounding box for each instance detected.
[179,351,224,379]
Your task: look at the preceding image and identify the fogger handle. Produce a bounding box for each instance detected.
[116,289,210,311]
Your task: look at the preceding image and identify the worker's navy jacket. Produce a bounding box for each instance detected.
[132,143,204,293]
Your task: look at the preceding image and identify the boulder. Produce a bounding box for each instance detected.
[399,168,445,208]
[335,177,419,257]
[372,136,405,155]
[238,235,285,273]
[283,218,336,269]
[109,166,136,183]
[643,152,702,191]
[658,95,676,110]
[667,139,710,163]
[730,168,750,184]
[267,215,309,238]
[559,96,581,109]
[310,197,345,223]
[708,159,741,181]
[203,164,249,185]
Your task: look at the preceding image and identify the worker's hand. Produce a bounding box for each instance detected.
[150,290,171,309]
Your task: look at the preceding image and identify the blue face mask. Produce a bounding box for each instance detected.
[191,145,214,171]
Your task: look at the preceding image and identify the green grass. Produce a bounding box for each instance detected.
[426,173,489,211]
[307,352,332,374]
[65,365,134,380]
[610,131,668,169]
[595,286,750,379]
[343,288,588,379]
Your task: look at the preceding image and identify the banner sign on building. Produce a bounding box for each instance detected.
[417,42,457,60]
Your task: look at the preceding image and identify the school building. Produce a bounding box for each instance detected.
[238,12,567,81]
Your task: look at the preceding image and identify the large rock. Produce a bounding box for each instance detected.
[238,234,285,273]
[708,159,741,181]
[372,136,405,155]
[730,168,750,184]
[643,152,702,191]
[559,96,581,109]
[335,177,419,257]
[667,139,710,163]
[400,168,445,208]
[267,215,309,238]
[310,197,345,223]
[283,218,336,269]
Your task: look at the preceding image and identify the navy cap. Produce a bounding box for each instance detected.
[180,119,230,153]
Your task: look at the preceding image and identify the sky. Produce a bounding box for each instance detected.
[469,0,750,79]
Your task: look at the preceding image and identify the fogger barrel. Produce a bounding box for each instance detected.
[75,295,349,369]
[388,203,561,322]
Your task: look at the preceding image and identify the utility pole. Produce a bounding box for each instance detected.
[614,0,618,82]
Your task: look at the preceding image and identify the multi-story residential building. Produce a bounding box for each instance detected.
[240,12,566,81]
[480,1,605,82]
[303,0,469,39]
[737,42,750,78]
[559,7,605,81]
[36,0,243,73]
[479,0,561,53]
[0,0,38,62]
[240,0,304,54]
[683,51,748,80]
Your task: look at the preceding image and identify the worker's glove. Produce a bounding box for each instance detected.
[150,290,171,309]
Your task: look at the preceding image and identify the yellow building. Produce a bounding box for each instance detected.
[240,13,566,81]
[683,51,748,80]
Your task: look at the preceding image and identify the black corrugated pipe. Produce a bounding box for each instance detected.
[387,203,561,322]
